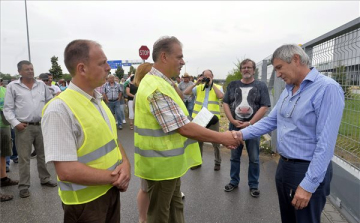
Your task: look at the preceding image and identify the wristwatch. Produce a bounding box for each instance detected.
[248,121,252,126]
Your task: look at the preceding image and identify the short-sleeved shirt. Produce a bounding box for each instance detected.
[42,82,112,163]
[223,80,270,121]
[104,82,122,101]
[178,81,194,102]
[147,67,189,133]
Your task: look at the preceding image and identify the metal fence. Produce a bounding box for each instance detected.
[256,18,360,170]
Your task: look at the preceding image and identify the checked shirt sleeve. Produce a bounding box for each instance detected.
[148,90,190,134]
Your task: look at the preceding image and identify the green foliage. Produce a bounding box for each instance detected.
[49,56,63,80]
[223,59,242,92]
[0,72,13,81]
[62,73,72,81]
[128,66,136,75]
[332,66,347,93]
[115,66,125,79]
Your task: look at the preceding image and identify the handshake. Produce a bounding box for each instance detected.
[220,131,244,149]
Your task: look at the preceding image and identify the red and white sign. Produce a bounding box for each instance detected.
[139,45,150,60]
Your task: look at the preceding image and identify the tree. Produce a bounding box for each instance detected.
[62,73,72,82]
[115,66,124,79]
[128,65,137,75]
[223,59,242,92]
[49,56,63,80]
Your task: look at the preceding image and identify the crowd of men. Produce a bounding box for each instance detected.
[0,36,345,223]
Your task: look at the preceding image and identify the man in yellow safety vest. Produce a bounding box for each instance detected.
[42,40,131,223]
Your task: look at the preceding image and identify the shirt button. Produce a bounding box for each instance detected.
[290,100,292,103]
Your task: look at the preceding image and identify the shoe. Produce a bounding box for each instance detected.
[250,188,260,198]
[224,183,238,192]
[30,151,37,159]
[19,189,30,198]
[0,193,13,202]
[214,164,221,171]
[123,120,126,124]
[118,126,123,130]
[6,166,9,173]
[0,177,19,187]
[181,192,185,199]
[190,164,201,170]
[41,180,57,187]
[12,158,18,163]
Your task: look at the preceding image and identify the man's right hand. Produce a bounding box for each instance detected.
[15,123,27,131]
[220,131,243,149]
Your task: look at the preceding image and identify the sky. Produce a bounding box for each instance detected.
[0,1,359,79]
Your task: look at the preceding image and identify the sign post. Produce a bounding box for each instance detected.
[139,45,150,62]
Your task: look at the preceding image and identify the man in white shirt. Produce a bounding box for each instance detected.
[3,60,57,198]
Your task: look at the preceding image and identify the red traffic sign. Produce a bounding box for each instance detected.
[139,45,150,60]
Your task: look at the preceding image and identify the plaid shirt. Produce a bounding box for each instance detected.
[148,67,189,133]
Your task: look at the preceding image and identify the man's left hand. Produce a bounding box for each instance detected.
[292,186,312,210]
[111,161,131,192]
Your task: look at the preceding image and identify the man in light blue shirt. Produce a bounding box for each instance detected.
[236,44,344,223]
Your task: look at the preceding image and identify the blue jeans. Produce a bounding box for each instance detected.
[229,123,260,189]
[184,99,194,117]
[6,128,18,167]
[107,101,122,128]
[119,104,125,122]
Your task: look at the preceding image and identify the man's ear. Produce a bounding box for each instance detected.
[76,63,86,76]
[293,54,301,65]
[160,51,167,63]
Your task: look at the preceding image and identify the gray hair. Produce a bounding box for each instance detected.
[17,60,32,71]
[271,44,310,67]
[108,74,115,78]
[152,36,182,62]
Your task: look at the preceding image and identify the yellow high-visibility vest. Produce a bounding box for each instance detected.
[42,89,122,205]
[192,84,221,119]
[134,74,202,181]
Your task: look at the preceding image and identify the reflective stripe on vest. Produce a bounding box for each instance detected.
[58,160,122,191]
[78,140,116,163]
[135,138,198,157]
[42,89,122,205]
[134,74,202,181]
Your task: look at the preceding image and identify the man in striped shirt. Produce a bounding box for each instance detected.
[235,44,345,223]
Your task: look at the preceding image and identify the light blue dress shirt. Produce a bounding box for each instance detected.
[241,68,345,193]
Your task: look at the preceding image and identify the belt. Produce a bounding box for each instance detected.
[109,99,119,102]
[23,122,41,125]
[280,155,310,163]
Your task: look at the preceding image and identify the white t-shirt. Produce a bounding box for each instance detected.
[48,85,61,96]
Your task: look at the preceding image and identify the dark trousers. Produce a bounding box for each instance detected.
[62,187,120,223]
[275,158,332,223]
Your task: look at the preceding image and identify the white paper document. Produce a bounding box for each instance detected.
[191,107,214,127]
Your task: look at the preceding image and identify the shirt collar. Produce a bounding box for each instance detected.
[149,67,173,86]
[68,82,103,101]
[286,67,318,91]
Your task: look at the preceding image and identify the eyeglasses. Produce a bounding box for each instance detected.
[279,93,301,118]
[241,67,253,70]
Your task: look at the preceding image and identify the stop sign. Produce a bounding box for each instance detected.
[139,45,150,60]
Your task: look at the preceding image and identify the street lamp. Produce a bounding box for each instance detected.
[24,0,31,61]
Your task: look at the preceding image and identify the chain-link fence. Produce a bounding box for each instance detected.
[257,19,360,170]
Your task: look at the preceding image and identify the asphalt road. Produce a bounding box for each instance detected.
[0,124,282,223]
